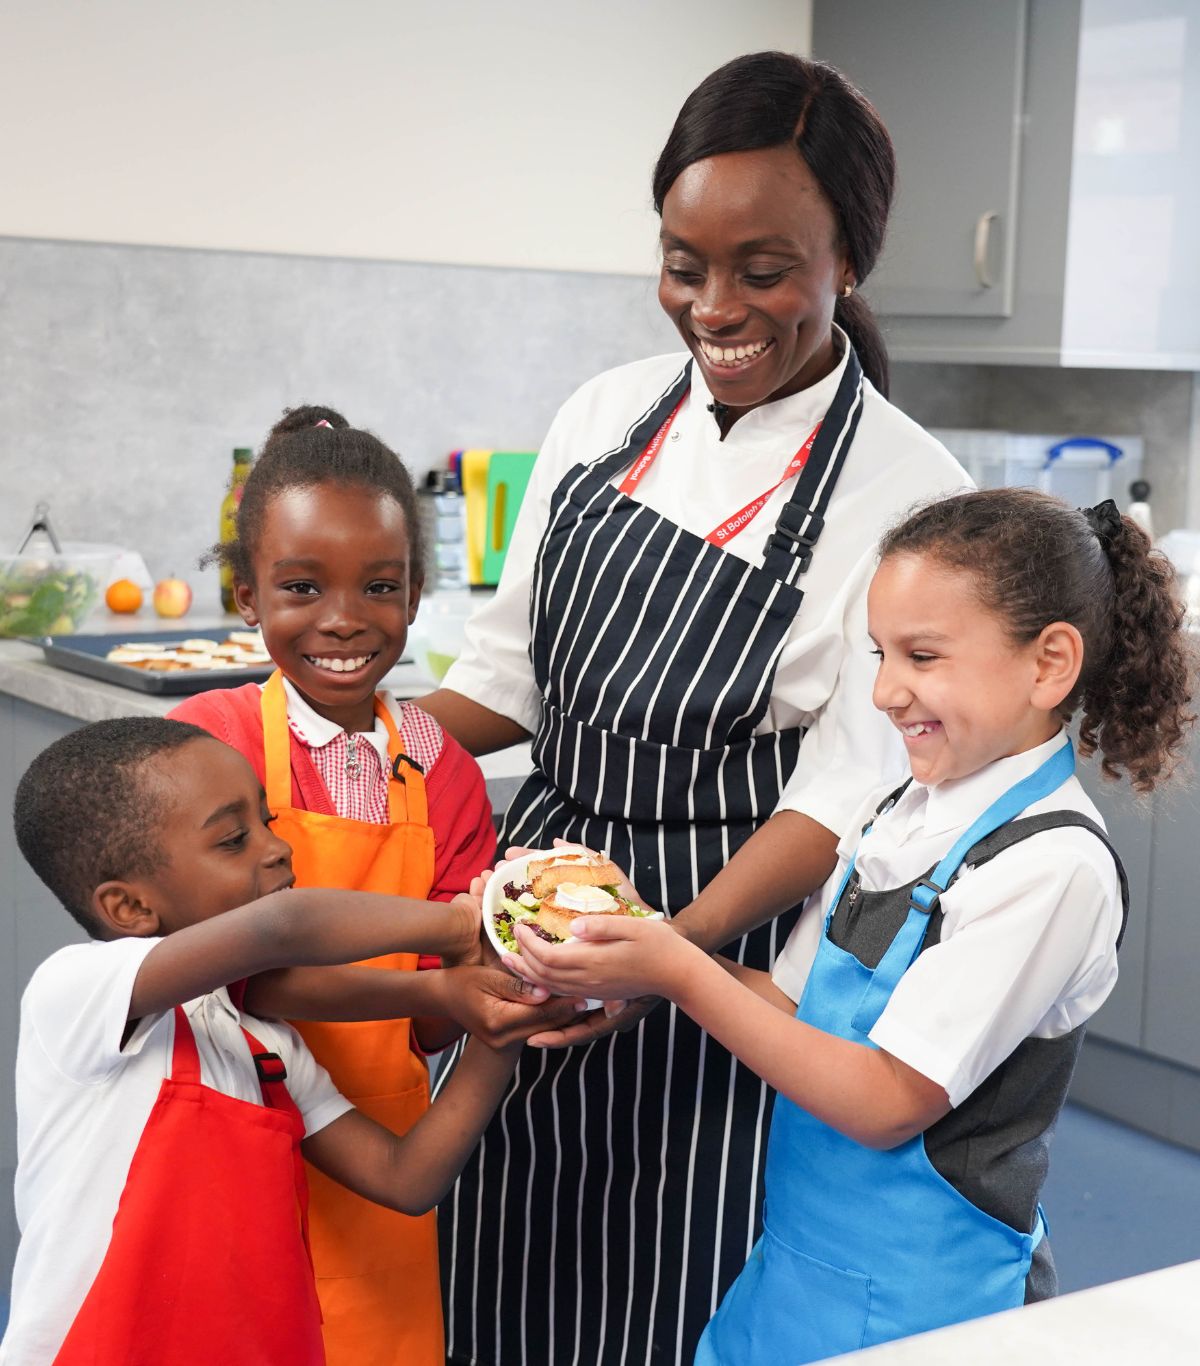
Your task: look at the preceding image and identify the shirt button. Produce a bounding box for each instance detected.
[670,429,681,440]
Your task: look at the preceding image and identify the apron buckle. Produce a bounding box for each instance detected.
[391,753,425,783]
[763,505,824,569]
[907,877,946,915]
[253,1051,288,1085]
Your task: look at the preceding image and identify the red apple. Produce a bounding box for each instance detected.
[153,576,193,619]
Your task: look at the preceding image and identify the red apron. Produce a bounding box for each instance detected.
[260,671,442,1366]
[53,1006,323,1365]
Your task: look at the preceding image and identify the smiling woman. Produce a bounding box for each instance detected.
[419,51,971,1366]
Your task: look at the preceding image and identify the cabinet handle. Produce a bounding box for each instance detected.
[973,211,998,289]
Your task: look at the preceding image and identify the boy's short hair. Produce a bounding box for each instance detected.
[14,717,212,938]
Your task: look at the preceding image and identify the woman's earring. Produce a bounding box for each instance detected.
[841,282,855,298]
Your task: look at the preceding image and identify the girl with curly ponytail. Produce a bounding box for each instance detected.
[508,486,1193,1361]
[877,487,1193,791]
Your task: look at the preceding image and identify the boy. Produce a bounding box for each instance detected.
[1,717,520,1365]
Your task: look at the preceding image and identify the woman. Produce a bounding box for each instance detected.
[423,51,969,1366]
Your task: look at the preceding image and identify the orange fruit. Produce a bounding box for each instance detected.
[105,578,144,613]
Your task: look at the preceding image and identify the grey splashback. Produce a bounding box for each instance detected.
[0,236,678,602]
[890,361,1198,533]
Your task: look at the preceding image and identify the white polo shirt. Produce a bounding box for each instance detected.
[2,937,352,1365]
[772,733,1124,1108]
[445,331,971,842]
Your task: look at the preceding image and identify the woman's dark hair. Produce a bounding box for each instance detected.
[214,404,424,583]
[652,51,896,396]
[879,488,1195,792]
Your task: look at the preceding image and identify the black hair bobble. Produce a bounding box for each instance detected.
[1082,498,1123,549]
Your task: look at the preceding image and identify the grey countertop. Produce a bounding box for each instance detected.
[0,635,532,796]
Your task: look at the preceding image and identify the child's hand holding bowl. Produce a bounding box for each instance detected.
[505,913,685,1004]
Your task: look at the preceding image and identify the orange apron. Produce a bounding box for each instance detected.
[262,670,441,1366]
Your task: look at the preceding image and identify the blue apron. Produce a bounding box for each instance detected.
[697,739,1079,1364]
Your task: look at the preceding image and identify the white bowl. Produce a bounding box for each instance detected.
[483,846,664,1013]
[481,845,592,960]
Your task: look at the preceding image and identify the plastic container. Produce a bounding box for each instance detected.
[406,588,480,682]
[0,545,117,637]
[930,429,1144,508]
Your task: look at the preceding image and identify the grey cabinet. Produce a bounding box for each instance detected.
[1082,723,1200,1069]
[812,0,1200,369]
[813,0,1028,320]
[1076,763,1152,1050]
[1140,779,1200,1069]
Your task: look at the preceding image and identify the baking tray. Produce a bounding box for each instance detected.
[33,630,277,695]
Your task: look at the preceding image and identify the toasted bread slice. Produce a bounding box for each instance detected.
[529,852,622,898]
[531,894,626,942]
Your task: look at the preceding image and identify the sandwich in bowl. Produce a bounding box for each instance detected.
[491,849,659,954]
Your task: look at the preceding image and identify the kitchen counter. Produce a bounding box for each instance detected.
[0,635,531,787]
[830,1258,1200,1361]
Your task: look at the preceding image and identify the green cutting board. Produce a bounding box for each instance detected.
[482,451,537,585]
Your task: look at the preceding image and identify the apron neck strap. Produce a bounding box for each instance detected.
[761,344,865,588]
[170,1006,202,1085]
[592,362,693,482]
[238,1018,314,1266]
[260,670,428,826]
[261,670,295,812]
[849,737,1077,1034]
[374,695,429,826]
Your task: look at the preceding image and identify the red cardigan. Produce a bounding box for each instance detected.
[168,683,496,903]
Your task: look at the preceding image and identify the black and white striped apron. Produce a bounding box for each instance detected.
[441,350,866,1366]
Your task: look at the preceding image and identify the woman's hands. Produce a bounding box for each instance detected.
[523,996,659,1049]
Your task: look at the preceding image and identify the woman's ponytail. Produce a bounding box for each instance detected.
[1077,514,1194,790]
[834,292,889,397]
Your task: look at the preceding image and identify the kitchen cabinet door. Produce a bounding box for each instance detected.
[812,0,1028,319]
[1140,753,1200,1070]
[1076,765,1151,1050]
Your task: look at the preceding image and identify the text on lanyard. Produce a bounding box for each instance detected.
[618,393,822,547]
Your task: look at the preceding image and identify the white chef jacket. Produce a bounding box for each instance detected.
[445,331,970,840]
[771,732,1124,1108]
[2,937,351,1365]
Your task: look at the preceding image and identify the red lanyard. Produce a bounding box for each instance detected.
[618,393,822,547]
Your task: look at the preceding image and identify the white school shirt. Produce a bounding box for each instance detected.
[2,937,352,1365]
[445,332,971,840]
[771,733,1124,1108]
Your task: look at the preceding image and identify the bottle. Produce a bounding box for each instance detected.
[1128,479,1154,540]
[418,469,468,593]
[219,448,254,612]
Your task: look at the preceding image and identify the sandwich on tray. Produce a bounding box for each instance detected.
[492,847,659,954]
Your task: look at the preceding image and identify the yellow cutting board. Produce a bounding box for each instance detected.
[459,448,493,585]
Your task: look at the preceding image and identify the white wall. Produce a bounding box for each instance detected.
[1,0,811,276]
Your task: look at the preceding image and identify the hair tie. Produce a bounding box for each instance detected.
[314,419,332,429]
[1082,498,1122,548]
